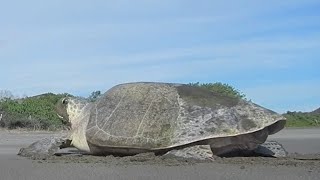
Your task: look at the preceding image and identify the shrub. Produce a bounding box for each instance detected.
[0,93,70,130]
[284,111,320,127]
[189,82,246,100]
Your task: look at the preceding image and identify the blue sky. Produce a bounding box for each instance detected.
[0,0,319,113]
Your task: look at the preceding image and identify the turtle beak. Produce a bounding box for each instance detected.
[57,113,68,124]
[57,114,64,119]
[58,114,71,127]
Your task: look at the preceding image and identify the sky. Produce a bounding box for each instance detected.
[0,0,319,113]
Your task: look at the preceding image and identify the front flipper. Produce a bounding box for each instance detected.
[254,141,288,157]
[18,137,71,158]
[163,145,214,161]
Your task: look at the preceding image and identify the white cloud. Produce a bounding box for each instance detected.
[4,30,319,93]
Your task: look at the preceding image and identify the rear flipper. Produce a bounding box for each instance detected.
[254,141,288,157]
[162,145,214,161]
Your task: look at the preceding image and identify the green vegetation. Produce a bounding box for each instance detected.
[189,82,246,100]
[284,111,320,127]
[0,93,70,130]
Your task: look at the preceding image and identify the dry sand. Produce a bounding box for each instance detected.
[0,128,319,180]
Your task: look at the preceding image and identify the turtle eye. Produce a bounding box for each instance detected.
[62,98,68,104]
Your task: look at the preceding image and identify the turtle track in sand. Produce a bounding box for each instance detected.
[28,152,320,171]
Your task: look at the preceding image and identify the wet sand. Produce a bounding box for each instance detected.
[0,128,319,180]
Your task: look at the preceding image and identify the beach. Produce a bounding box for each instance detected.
[0,128,319,180]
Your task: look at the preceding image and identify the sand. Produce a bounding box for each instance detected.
[0,128,319,180]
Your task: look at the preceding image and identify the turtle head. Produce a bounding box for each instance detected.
[56,97,89,128]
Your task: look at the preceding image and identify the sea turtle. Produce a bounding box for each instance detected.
[19,82,287,160]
